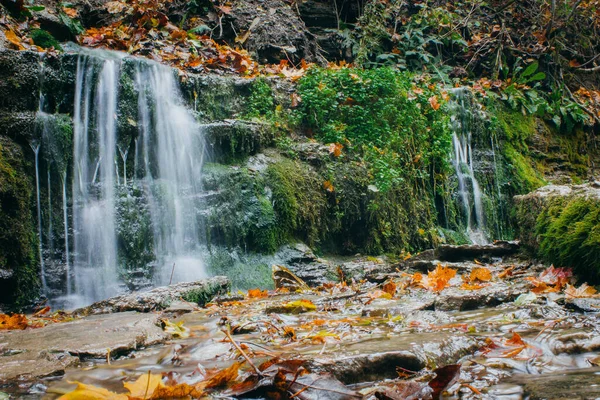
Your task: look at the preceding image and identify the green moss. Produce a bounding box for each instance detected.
[0,137,40,309]
[535,196,600,282]
[29,29,62,51]
[495,109,546,193]
[267,159,327,247]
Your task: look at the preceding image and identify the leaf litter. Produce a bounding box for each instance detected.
[45,260,600,399]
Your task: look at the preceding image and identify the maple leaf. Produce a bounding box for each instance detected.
[203,361,243,389]
[538,265,573,287]
[162,319,190,338]
[565,283,598,298]
[0,313,29,330]
[58,382,128,400]
[279,299,317,313]
[468,267,492,282]
[323,180,335,192]
[62,7,78,18]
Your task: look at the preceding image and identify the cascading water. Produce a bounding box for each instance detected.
[31,142,47,292]
[135,63,207,286]
[61,49,207,307]
[62,171,71,295]
[72,54,122,304]
[449,88,488,244]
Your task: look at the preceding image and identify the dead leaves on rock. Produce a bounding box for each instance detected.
[0,313,29,330]
[412,264,457,292]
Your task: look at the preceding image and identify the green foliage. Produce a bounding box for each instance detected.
[536,196,600,283]
[295,67,452,192]
[245,78,275,119]
[29,29,63,50]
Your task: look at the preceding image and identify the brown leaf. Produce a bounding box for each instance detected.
[382,281,397,296]
[565,283,597,298]
[204,361,243,389]
[428,95,440,110]
[323,180,335,192]
[329,143,343,157]
[62,7,78,18]
[429,364,461,399]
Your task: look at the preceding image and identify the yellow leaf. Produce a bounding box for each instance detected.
[280,299,317,313]
[5,30,25,50]
[323,180,335,192]
[162,319,190,338]
[58,382,128,400]
[124,373,163,399]
[468,267,492,283]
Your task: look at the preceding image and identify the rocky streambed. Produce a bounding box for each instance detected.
[1,244,600,399]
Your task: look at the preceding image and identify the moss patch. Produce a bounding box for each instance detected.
[535,195,600,282]
[29,29,63,51]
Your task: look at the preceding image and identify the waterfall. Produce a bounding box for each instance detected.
[63,50,207,307]
[72,54,122,304]
[449,88,488,244]
[62,170,71,295]
[135,63,207,285]
[31,143,47,292]
[47,167,53,252]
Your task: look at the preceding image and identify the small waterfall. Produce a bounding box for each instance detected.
[47,167,53,252]
[449,88,488,244]
[72,54,122,304]
[31,143,47,292]
[135,64,207,285]
[59,49,208,307]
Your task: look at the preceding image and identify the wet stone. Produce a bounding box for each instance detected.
[0,312,168,383]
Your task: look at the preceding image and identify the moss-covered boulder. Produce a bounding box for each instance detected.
[514,183,600,282]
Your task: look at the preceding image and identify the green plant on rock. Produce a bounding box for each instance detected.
[29,29,63,50]
[245,78,275,119]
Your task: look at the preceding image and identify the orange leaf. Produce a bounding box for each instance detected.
[382,281,397,296]
[498,265,515,279]
[323,180,335,192]
[247,288,268,298]
[4,30,25,50]
[0,313,29,330]
[565,283,597,298]
[416,265,457,292]
[204,361,243,389]
[569,59,581,68]
[62,7,78,18]
[468,267,492,283]
[328,143,343,157]
[428,95,440,110]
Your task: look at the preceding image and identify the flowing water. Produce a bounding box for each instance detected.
[30,142,47,293]
[50,49,208,307]
[449,88,488,244]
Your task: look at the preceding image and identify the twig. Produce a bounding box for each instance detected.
[223,328,262,376]
[169,263,176,285]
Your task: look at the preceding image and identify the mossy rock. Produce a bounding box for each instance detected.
[514,184,600,283]
[29,29,63,51]
[0,136,40,309]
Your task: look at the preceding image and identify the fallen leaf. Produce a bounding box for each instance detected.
[204,361,243,389]
[565,283,597,298]
[414,264,457,292]
[162,319,190,338]
[328,142,343,157]
[124,373,163,399]
[323,180,335,192]
[58,382,128,400]
[248,288,268,298]
[382,281,397,296]
[428,95,441,110]
[4,30,25,50]
[0,313,28,330]
[429,364,461,399]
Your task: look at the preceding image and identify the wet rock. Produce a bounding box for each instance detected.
[0,312,168,383]
[74,276,230,315]
[552,331,600,354]
[204,120,274,163]
[435,241,520,262]
[506,367,600,399]
[274,243,332,287]
[434,282,529,311]
[564,297,600,312]
[309,334,479,384]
